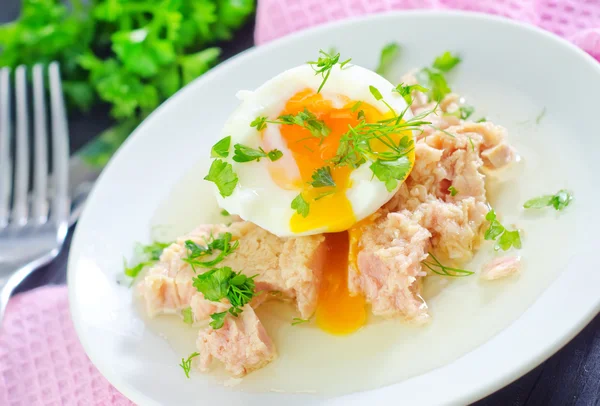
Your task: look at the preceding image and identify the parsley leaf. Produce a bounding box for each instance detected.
[476,117,487,123]
[307,49,351,93]
[211,136,231,158]
[524,189,573,211]
[220,209,230,216]
[448,185,458,196]
[310,166,336,188]
[182,307,194,325]
[484,209,522,251]
[250,116,267,131]
[370,157,412,192]
[369,85,383,101]
[233,144,282,163]
[193,267,234,301]
[375,42,401,77]
[183,232,239,271]
[124,241,171,279]
[291,194,310,217]
[193,266,258,328]
[393,83,429,104]
[276,109,331,140]
[209,311,228,329]
[419,68,451,101]
[204,159,238,197]
[432,51,462,72]
[446,105,475,120]
[179,352,199,379]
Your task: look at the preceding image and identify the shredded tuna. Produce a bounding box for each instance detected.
[197,305,277,377]
[481,256,521,280]
[349,211,431,323]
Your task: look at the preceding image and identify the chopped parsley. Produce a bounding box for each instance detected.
[209,311,227,329]
[210,136,231,158]
[192,266,258,328]
[484,210,522,251]
[523,189,573,211]
[432,51,462,72]
[251,109,331,141]
[476,117,487,123]
[307,49,351,93]
[416,51,461,101]
[375,42,400,77]
[179,352,199,378]
[182,232,239,271]
[220,209,230,216]
[291,317,311,326]
[310,166,336,188]
[448,185,458,196]
[182,307,194,325]
[232,143,283,163]
[204,159,238,197]
[421,252,473,277]
[393,83,429,104]
[124,241,171,279]
[369,157,412,192]
[291,193,310,217]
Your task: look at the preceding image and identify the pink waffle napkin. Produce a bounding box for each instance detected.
[2,1,600,405]
[255,0,600,59]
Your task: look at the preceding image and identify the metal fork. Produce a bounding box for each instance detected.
[0,63,70,326]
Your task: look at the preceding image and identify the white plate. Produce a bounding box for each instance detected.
[68,10,600,406]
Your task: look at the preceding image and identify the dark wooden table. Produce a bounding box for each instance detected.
[3,4,600,405]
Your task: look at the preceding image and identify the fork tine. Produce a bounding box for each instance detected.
[0,68,11,228]
[13,66,29,226]
[32,64,49,224]
[48,62,69,225]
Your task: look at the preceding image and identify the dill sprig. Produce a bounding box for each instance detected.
[179,352,199,378]
[422,252,474,277]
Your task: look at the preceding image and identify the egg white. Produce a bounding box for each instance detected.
[210,63,413,237]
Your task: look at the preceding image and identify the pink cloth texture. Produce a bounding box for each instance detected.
[255,0,600,60]
[0,286,133,406]
[3,1,600,405]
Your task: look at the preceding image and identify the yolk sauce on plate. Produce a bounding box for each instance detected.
[265,89,413,335]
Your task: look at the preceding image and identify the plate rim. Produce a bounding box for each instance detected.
[68,9,600,405]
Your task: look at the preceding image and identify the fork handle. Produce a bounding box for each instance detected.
[0,251,59,328]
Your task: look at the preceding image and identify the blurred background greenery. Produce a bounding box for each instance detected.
[0,0,255,167]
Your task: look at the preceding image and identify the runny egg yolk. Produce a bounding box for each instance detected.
[272,88,395,234]
[316,231,366,335]
[262,90,415,335]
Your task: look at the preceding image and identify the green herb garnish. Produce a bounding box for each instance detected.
[476,117,487,123]
[124,241,171,279]
[211,136,231,158]
[536,107,546,124]
[220,209,230,216]
[252,109,331,141]
[523,189,573,211]
[192,267,257,328]
[448,185,458,196]
[209,311,228,329]
[310,166,336,188]
[393,83,429,104]
[422,252,473,277]
[370,157,412,192]
[291,194,310,217]
[432,51,462,72]
[232,144,283,163]
[183,232,239,271]
[307,49,351,93]
[182,307,194,325]
[484,210,522,251]
[375,42,400,77]
[204,159,238,197]
[445,105,475,120]
[179,352,200,378]
[291,317,311,326]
